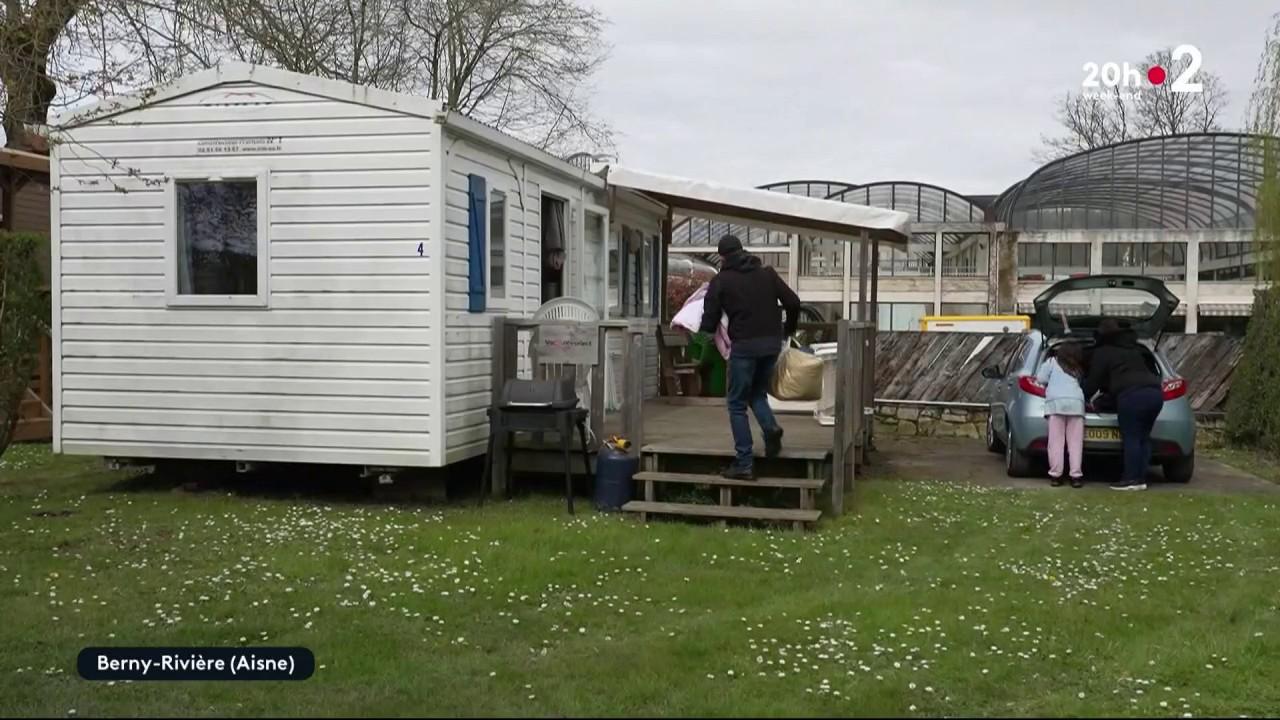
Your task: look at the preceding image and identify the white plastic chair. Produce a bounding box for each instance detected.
[533,297,599,322]
[531,297,610,433]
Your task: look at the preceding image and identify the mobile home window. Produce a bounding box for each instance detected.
[607,226,660,319]
[650,233,662,318]
[489,189,507,300]
[607,233,620,315]
[168,174,268,307]
[466,174,486,312]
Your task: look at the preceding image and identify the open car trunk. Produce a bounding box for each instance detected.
[1032,277,1182,419]
[1031,275,1180,340]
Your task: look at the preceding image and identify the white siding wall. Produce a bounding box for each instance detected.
[54,82,443,466]
[610,198,664,400]
[440,133,618,463]
[442,136,541,463]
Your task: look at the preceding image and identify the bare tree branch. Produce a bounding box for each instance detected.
[1,0,88,149]
[1034,87,1130,163]
[1132,48,1227,137]
[1038,46,1229,162]
[2,0,611,160]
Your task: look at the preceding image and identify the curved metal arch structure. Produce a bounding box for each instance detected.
[993,133,1273,231]
[670,179,984,246]
[825,181,986,223]
[757,179,859,198]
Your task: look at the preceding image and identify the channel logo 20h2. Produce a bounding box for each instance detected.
[1082,44,1203,93]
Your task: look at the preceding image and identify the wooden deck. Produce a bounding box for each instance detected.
[639,400,833,460]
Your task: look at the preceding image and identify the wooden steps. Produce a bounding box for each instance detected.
[625,466,823,530]
[633,471,823,490]
[622,501,821,525]
[641,442,830,462]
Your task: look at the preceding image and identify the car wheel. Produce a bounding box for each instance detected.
[986,413,1006,454]
[1163,453,1194,483]
[1005,427,1034,478]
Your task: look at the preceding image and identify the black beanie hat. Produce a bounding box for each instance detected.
[717,234,743,255]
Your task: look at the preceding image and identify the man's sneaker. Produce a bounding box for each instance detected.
[764,427,785,458]
[1109,480,1130,491]
[1110,481,1147,492]
[722,464,755,481]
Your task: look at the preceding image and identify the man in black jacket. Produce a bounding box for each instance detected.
[699,234,802,479]
[1082,318,1164,491]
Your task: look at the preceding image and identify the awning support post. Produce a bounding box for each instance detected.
[856,230,870,321]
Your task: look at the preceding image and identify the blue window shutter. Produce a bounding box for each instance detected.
[467,174,487,313]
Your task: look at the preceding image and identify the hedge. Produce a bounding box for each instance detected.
[1226,288,1280,453]
[1225,137,1280,454]
[0,232,49,456]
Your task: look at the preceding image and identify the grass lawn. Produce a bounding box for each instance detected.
[1207,445,1280,486]
[2,444,1280,718]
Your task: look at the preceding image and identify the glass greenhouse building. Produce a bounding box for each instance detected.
[669,132,1271,334]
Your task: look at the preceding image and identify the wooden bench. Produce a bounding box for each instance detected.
[656,327,703,397]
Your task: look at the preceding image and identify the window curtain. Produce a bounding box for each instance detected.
[175,192,192,293]
[467,174,487,313]
[543,199,565,251]
[541,197,566,301]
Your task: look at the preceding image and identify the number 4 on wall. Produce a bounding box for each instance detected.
[417,242,424,256]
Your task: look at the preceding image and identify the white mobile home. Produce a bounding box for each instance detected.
[51,63,667,468]
[51,64,909,474]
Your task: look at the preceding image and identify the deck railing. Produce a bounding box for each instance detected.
[830,320,877,514]
[490,317,653,451]
[490,316,877,516]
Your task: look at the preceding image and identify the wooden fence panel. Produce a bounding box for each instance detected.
[870,331,1241,413]
[13,333,52,442]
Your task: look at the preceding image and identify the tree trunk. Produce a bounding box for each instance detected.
[2,0,85,150]
[1,54,58,150]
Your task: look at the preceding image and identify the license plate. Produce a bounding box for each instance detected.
[1085,428,1121,441]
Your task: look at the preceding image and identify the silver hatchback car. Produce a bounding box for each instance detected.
[981,275,1196,482]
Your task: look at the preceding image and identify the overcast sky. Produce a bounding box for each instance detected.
[587,0,1277,196]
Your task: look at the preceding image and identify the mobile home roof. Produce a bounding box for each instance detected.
[50,62,603,189]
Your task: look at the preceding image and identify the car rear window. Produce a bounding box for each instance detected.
[1036,340,1173,378]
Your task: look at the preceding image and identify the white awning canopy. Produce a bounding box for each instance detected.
[602,165,911,244]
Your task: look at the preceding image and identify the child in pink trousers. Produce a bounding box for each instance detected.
[1035,342,1087,488]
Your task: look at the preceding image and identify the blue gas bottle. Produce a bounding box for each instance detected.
[594,444,638,511]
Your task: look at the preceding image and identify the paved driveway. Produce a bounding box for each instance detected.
[867,435,1279,495]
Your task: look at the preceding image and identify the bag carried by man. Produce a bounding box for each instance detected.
[769,342,824,401]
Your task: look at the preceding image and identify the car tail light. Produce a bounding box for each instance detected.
[1018,375,1047,397]
[1029,437,1048,451]
[1162,377,1188,401]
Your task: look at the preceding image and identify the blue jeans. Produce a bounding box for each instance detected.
[1117,386,1164,483]
[726,353,780,467]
